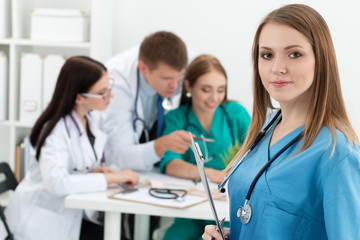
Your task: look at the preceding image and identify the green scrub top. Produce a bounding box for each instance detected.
[160,101,251,172]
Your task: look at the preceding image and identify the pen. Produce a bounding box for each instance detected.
[192,178,201,185]
[217,217,225,229]
[193,137,215,142]
[216,218,226,240]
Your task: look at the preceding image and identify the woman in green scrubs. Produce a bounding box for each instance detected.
[160,54,251,240]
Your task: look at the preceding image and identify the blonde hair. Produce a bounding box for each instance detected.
[226,4,359,173]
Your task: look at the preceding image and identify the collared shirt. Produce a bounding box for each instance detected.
[139,72,158,130]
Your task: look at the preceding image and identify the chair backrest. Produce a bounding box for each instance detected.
[0,162,18,194]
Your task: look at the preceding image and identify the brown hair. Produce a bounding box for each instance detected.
[227,4,359,172]
[139,31,188,71]
[30,56,106,160]
[180,54,228,105]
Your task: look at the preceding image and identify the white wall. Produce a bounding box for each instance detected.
[111,0,360,136]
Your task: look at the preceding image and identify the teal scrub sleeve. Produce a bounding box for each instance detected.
[323,152,360,239]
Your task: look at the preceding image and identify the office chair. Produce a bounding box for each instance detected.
[0,162,18,240]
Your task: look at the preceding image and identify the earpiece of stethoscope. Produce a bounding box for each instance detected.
[217,136,261,193]
[218,148,251,193]
[162,98,173,111]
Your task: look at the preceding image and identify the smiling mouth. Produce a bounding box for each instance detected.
[205,103,217,108]
[271,81,290,87]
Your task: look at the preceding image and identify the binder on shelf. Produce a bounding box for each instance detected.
[15,136,32,181]
[15,144,22,182]
[0,0,10,38]
[0,51,7,121]
[19,53,43,124]
[43,55,66,109]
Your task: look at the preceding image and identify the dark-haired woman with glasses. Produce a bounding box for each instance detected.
[1,56,139,240]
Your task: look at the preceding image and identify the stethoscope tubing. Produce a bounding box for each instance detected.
[217,109,304,225]
[218,110,282,192]
[244,131,302,201]
[184,104,235,145]
[64,113,105,166]
[133,69,146,131]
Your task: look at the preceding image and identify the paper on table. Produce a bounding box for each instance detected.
[138,170,195,188]
[110,187,206,209]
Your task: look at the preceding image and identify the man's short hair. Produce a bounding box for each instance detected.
[139,31,188,71]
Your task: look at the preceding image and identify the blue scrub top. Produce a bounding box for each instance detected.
[228,112,360,239]
[160,101,250,172]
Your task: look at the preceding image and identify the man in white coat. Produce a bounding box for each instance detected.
[103,31,192,171]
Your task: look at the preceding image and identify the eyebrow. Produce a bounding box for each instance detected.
[259,45,305,50]
[201,84,226,88]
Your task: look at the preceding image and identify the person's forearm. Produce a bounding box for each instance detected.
[165,159,199,180]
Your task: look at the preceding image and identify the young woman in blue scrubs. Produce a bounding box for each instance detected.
[160,54,250,240]
[203,4,360,240]
[1,57,139,240]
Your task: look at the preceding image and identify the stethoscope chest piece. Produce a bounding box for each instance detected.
[162,98,173,111]
[236,203,252,224]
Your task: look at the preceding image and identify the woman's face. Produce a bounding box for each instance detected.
[186,69,226,115]
[258,22,315,107]
[83,71,114,111]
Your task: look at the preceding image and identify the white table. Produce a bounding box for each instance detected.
[65,188,229,240]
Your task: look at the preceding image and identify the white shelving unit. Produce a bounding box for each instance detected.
[0,0,114,170]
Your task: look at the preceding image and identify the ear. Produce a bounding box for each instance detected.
[75,94,84,105]
[184,79,192,92]
[138,60,147,75]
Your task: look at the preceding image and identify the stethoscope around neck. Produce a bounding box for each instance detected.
[218,110,303,224]
[64,113,105,171]
[184,104,235,163]
[132,68,173,143]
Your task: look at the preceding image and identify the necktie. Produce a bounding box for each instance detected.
[156,94,164,137]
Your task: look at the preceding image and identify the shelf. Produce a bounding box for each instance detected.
[0,39,12,44]
[0,121,33,128]
[0,38,91,48]
[15,39,91,48]
[0,0,114,170]
[13,121,33,128]
[0,121,12,126]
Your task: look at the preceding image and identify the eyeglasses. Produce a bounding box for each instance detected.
[80,78,114,101]
[149,188,187,202]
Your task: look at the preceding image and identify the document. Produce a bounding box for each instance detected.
[190,135,225,239]
[43,54,66,109]
[0,0,10,38]
[0,51,7,121]
[19,53,43,124]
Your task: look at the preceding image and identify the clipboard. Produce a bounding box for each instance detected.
[109,187,206,209]
[190,134,225,240]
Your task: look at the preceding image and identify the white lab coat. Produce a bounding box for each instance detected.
[103,46,183,170]
[1,111,108,240]
[103,46,195,171]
